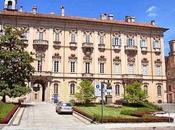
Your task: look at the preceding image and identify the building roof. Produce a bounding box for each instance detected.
[0,10,168,31]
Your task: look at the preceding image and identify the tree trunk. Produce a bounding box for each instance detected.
[1,95,6,103]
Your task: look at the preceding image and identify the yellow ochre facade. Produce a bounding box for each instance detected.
[0,0,168,103]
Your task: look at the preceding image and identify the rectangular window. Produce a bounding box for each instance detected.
[39,32,43,40]
[142,65,148,75]
[55,33,59,41]
[71,34,76,42]
[115,64,121,74]
[54,61,59,73]
[37,60,42,72]
[112,37,121,46]
[156,66,161,75]
[100,63,104,74]
[128,38,135,46]
[140,40,146,48]
[70,84,75,95]
[99,36,104,44]
[70,62,75,73]
[153,40,160,49]
[128,64,134,74]
[115,85,120,95]
[85,62,90,73]
[54,84,58,94]
[86,34,90,43]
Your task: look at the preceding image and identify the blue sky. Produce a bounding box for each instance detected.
[1,0,175,55]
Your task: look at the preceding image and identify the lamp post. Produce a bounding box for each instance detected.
[101,82,104,123]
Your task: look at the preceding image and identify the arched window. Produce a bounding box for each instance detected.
[54,84,58,94]
[115,85,120,95]
[70,83,75,95]
[143,85,148,96]
[157,85,162,96]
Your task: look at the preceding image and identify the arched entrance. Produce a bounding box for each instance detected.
[32,80,46,102]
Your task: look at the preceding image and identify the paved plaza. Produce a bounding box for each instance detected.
[1,102,175,130]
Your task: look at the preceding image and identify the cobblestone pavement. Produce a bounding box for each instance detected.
[2,102,175,130]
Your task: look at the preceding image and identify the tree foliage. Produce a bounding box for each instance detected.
[75,80,95,104]
[125,81,147,104]
[0,25,34,102]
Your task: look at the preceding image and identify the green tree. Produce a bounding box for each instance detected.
[75,80,95,104]
[125,81,147,104]
[0,25,34,102]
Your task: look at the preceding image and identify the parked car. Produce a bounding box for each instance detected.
[56,102,73,114]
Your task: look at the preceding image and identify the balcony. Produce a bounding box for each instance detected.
[33,39,49,50]
[98,44,105,52]
[125,45,137,54]
[82,73,93,78]
[20,38,28,48]
[69,42,77,50]
[113,45,121,52]
[154,48,161,55]
[122,74,143,83]
[53,41,61,49]
[141,47,147,54]
[82,42,94,56]
[33,71,52,81]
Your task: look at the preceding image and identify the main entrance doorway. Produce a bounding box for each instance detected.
[32,80,46,102]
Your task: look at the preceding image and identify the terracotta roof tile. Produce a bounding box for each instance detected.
[0,10,168,31]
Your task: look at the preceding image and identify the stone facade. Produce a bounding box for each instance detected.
[165,40,175,103]
[0,0,168,103]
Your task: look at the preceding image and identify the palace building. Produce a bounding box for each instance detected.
[165,40,175,103]
[0,0,168,103]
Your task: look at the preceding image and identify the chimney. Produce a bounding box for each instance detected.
[50,12,55,15]
[61,6,65,16]
[32,5,37,14]
[100,13,108,20]
[151,20,155,25]
[108,14,114,20]
[19,6,23,12]
[125,16,135,23]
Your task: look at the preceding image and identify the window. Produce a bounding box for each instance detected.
[143,85,148,96]
[70,83,75,95]
[99,36,104,44]
[115,64,121,74]
[115,85,120,95]
[128,64,134,74]
[112,37,121,46]
[70,61,76,73]
[53,60,59,72]
[99,63,104,74]
[157,85,162,96]
[39,32,43,40]
[140,39,147,48]
[54,84,58,94]
[37,60,42,72]
[85,34,90,43]
[153,40,160,49]
[127,38,135,46]
[55,33,60,41]
[142,64,148,75]
[71,33,76,42]
[155,65,161,75]
[85,62,90,73]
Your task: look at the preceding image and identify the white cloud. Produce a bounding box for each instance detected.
[146,6,157,17]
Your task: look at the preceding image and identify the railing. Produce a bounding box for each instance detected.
[125,45,137,51]
[34,71,52,76]
[122,74,143,79]
[33,39,49,46]
[82,42,93,48]
[82,73,93,77]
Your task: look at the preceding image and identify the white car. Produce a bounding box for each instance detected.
[56,102,73,114]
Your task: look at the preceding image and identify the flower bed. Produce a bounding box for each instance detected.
[73,107,174,123]
[0,104,20,124]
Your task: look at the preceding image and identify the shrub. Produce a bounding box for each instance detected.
[120,109,135,115]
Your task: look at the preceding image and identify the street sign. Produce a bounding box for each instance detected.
[95,81,101,97]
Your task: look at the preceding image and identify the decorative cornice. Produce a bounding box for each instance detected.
[113,56,121,64]
[68,54,77,60]
[52,53,61,59]
[98,56,106,62]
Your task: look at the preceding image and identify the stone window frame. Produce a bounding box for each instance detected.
[83,30,92,43]
[140,36,147,48]
[68,54,78,73]
[69,29,77,43]
[113,56,121,74]
[112,32,121,46]
[126,34,136,46]
[53,28,62,42]
[37,27,46,40]
[52,53,61,73]
[69,81,76,95]
[98,31,106,45]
